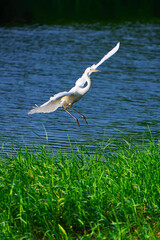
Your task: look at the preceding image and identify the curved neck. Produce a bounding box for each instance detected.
[79,72,91,95]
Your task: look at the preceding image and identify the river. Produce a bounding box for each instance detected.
[0,22,159,151]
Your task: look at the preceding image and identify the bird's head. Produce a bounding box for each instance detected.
[85,67,101,75]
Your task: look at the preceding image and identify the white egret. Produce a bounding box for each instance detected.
[28,42,120,126]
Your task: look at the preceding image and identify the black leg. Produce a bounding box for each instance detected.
[64,107,80,127]
[69,106,88,124]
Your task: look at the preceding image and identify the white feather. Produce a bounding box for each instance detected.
[75,42,120,88]
[75,75,86,88]
[28,91,73,114]
[90,42,120,72]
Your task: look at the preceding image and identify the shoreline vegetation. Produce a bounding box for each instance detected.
[0,134,160,239]
[0,0,160,26]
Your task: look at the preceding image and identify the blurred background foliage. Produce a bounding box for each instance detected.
[0,0,160,25]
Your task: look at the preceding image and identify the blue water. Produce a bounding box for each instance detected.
[0,22,159,151]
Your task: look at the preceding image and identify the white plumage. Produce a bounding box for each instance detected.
[28,42,120,126]
[75,42,120,88]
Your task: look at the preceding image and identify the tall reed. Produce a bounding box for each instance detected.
[0,135,160,239]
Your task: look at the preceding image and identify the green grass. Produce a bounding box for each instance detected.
[0,135,160,239]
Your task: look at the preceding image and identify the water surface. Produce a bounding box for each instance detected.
[0,23,159,151]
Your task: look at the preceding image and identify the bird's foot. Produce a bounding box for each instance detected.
[76,119,80,127]
[82,115,88,124]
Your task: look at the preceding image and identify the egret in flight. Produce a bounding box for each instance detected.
[28,42,120,126]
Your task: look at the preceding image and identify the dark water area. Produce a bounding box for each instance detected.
[0,22,159,152]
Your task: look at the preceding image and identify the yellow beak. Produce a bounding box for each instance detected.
[91,69,101,72]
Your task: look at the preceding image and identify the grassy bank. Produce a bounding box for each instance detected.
[0,136,160,239]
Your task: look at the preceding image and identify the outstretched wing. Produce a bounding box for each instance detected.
[90,42,120,73]
[75,75,86,88]
[28,91,71,114]
[75,42,120,87]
